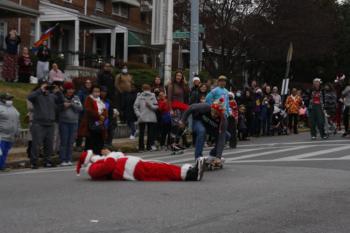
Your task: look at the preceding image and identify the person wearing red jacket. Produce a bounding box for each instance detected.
[76,149,205,181]
[228,92,238,148]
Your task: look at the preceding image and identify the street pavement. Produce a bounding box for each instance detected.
[1,133,350,233]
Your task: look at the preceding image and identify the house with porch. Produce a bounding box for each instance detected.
[0,0,155,78]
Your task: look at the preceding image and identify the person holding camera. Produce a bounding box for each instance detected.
[58,82,82,166]
[27,81,63,169]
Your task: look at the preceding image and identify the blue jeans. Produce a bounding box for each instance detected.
[261,107,272,135]
[0,140,13,169]
[192,120,206,159]
[59,122,78,163]
[127,120,136,136]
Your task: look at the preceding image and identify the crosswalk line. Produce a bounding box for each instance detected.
[237,140,350,148]
[225,145,313,162]
[339,155,350,159]
[135,146,290,162]
[226,157,350,164]
[165,146,300,164]
[274,145,350,161]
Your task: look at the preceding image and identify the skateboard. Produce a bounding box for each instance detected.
[204,157,225,171]
[170,144,185,155]
[171,150,184,155]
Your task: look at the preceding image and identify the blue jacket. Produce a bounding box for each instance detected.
[205,87,231,117]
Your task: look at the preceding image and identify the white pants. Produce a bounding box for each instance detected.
[36,61,49,80]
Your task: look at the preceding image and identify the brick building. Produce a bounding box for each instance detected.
[0,0,156,76]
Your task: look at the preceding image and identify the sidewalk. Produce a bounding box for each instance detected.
[6,137,139,169]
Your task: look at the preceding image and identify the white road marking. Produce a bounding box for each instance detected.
[226,145,313,162]
[339,155,350,159]
[237,140,350,148]
[0,167,74,176]
[275,145,350,161]
[132,146,291,161]
[226,157,350,164]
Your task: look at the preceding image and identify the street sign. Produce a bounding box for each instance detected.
[173,25,204,40]
[173,31,190,39]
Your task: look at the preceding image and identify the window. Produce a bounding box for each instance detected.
[141,12,150,25]
[0,21,7,51]
[112,3,129,18]
[0,21,7,62]
[96,0,105,12]
[30,20,35,49]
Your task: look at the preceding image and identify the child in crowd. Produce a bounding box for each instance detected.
[133,84,159,151]
[238,105,248,141]
[157,91,172,150]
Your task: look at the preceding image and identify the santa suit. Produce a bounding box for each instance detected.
[78,151,192,181]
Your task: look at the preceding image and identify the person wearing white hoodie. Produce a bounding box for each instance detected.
[0,93,20,171]
[134,84,159,151]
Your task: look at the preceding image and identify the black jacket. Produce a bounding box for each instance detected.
[120,91,137,122]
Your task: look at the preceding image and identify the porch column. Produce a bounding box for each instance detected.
[123,31,128,62]
[35,17,41,41]
[74,19,80,66]
[110,28,116,66]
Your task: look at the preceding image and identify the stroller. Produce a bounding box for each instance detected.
[324,110,337,136]
[169,109,188,155]
[271,106,288,136]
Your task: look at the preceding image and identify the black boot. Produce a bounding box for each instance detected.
[185,167,198,181]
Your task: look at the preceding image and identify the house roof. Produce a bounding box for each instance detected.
[112,0,140,8]
[39,1,116,28]
[0,0,39,18]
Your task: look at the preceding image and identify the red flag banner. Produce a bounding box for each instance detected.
[33,23,59,48]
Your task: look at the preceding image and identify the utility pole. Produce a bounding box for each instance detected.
[164,0,174,85]
[189,0,199,88]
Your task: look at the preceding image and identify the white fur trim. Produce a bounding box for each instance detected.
[106,152,125,160]
[123,156,140,181]
[181,164,192,180]
[91,155,104,163]
[84,150,94,165]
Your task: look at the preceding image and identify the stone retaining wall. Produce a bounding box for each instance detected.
[17,124,134,143]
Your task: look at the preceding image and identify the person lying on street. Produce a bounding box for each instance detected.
[76,149,205,181]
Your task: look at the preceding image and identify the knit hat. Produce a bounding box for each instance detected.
[218,75,227,82]
[76,150,94,175]
[100,85,108,93]
[211,97,226,116]
[313,78,322,84]
[193,76,200,83]
[228,92,235,99]
[63,82,75,90]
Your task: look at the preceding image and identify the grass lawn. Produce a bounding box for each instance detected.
[0,81,35,128]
